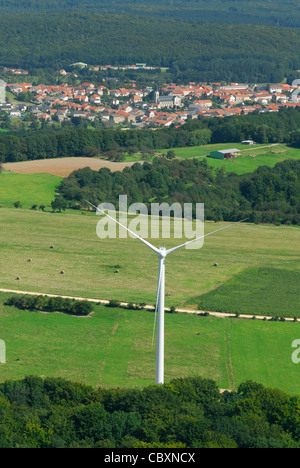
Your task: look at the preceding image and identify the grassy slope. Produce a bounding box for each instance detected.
[158,143,300,175]
[0,173,62,209]
[0,159,299,393]
[0,207,299,309]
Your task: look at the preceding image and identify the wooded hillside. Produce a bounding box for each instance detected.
[54,158,300,226]
[0,1,300,27]
[0,11,299,82]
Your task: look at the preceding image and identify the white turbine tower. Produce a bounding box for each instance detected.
[86,200,247,385]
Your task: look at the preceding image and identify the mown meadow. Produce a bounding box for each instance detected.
[0,207,299,308]
[0,173,62,209]
[1,292,300,395]
[158,143,300,175]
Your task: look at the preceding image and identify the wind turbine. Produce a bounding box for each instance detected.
[86,200,247,385]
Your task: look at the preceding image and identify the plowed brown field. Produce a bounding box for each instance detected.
[3,157,139,177]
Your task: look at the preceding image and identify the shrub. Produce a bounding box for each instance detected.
[167,305,177,314]
[70,301,93,316]
[106,300,121,308]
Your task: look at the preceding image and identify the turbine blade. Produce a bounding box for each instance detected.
[165,218,248,256]
[86,200,160,254]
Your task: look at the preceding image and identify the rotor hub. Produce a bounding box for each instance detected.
[158,247,167,259]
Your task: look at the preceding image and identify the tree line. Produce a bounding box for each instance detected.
[0,375,299,448]
[54,158,300,226]
[1,108,300,163]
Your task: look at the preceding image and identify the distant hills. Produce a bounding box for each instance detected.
[0,1,299,82]
[0,0,299,27]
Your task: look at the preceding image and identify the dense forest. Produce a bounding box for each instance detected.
[0,375,299,448]
[54,158,300,226]
[0,1,300,28]
[1,108,300,164]
[0,10,299,82]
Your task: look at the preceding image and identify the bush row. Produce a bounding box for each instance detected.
[5,295,93,316]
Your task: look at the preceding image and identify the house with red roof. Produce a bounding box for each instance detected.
[90,94,101,104]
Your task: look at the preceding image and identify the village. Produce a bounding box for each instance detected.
[1,64,300,130]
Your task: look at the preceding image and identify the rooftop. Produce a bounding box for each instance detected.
[215,149,241,154]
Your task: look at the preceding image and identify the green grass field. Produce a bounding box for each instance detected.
[199,268,300,317]
[160,142,264,158]
[0,173,62,209]
[6,91,34,107]
[0,292,299,394]
[158,143,300,175]
[0,207,299,309]
[0,208,299,394]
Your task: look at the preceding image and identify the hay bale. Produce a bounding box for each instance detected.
[27,258,32,262]
[114,269,119,274]
[50,245,54,249]
[213,263,218,267]
[16,276,20,280]
[60,270,65,275]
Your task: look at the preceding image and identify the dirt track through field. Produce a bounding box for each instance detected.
[3,157,140,177]
[0,288,299,323]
